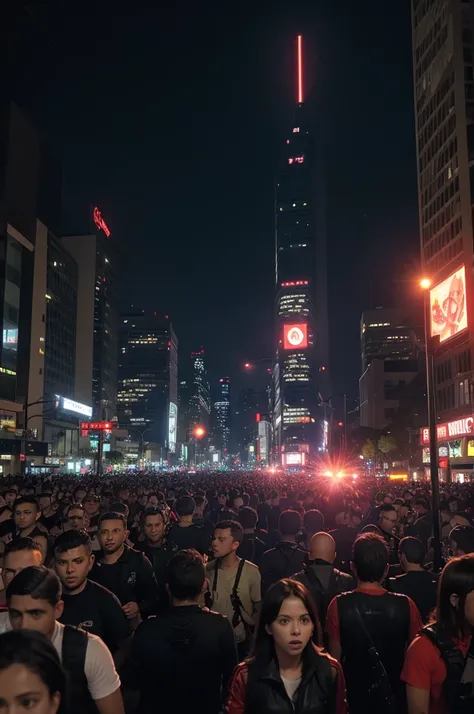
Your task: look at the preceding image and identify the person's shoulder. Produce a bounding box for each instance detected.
[87,579,120,602]
[206,558,218,572]
[313,646,343,680]
[242,559,260,573]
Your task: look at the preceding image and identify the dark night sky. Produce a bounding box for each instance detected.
[9,1,421,404]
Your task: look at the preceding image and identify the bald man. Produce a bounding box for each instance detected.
[294,532,355,628]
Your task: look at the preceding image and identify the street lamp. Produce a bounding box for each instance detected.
[193,426,206,467]
[420,277,442,571]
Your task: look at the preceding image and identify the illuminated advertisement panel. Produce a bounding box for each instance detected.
[282,452,306,467]
[430,266,467,343]
[168,402,177,454]
[421,416,474,443]
[283,323,308,350]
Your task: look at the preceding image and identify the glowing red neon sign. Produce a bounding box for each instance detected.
[93,207,111,237]
[283,323,308,350]
[281,280,309,288]
[288,156,304,165]
[297,35,304,104]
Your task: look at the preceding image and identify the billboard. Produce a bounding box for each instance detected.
[57,395,93,418]
[168,402,177,454]
[283,323,308,350]
[430,266,467,343]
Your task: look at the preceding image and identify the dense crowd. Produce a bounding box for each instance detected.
[0,471,473,714]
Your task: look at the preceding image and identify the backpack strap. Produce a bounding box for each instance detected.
[61,626,96,714]
[231,560,253,633]
[421,625,467,695]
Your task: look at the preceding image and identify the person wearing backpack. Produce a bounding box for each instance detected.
[237,507,266,566]
[206,520,261,659]
[401,554,474,714]
[225,578,347,714]
[293,532,355,629]
[0,565,124,714]
[260,510,308,595]
[326,532,422,714]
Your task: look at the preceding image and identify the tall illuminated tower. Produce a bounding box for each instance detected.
[273,35,328,467]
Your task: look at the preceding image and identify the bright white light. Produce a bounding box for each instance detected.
[336,471,344,478]
[353,474,358,479]
[324,471,333,478]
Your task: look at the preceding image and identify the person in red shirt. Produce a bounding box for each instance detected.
[401,554,474,714]
[226,578,347,714]
[326,533,422,714]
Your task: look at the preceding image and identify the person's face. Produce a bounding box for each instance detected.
[73,490,86,504]
[55,545,94,592]
[8,595,63,639]
[83,499,99,516]
[98,519,127,554]
[39,497,52,512]
[393,502,401,513]
[266,596,314,658]
[350,514,362,529]
[147,495,159,508]
[218,495,226,506]
[139,495,148,507]
[2,549,43,588]
[144,514,165,543]
[404,492,413,503]
[66,509,86,532]
[383,496,393,505]
[441,509,451,524]
[380,510,398,535]
[233,497,244,511]
[129,492,138,504]
[118,489,130,503]
[14,504,39,531]
[0,663,61,714]
[212,528,237,558]
[5,491,17,506]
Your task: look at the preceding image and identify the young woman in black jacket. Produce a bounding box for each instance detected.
[226,578,347,714]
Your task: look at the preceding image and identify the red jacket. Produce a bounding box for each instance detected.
[225,648,347,714]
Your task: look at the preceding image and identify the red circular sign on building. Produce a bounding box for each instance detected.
[283,323,308,350]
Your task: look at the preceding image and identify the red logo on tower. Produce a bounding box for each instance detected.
[283,324,308,350]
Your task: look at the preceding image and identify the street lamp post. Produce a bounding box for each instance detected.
[421,279,442,571]
[21,398,56,476]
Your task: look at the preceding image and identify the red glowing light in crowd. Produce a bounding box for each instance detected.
[93,207,111,237]
[297,35,303,104]
[338,421,343,427]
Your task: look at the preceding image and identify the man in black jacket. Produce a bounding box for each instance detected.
[237,506,266,566]
[388,536,437,623]
[91,512,159,628]
[260,510,307,595]
[123,549,237,714]
[294,532,354,627]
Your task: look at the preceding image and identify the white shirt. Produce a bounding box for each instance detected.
[0,612,120,700]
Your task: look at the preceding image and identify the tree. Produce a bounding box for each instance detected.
[378,435,397,456]
[105,450,124,466]
[361,439,376,460]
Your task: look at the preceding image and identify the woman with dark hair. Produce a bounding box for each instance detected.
[225,578,347,714]
[0,629,68,713]
[402,554,474,714]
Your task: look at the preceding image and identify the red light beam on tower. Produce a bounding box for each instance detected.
[297,34,303,104]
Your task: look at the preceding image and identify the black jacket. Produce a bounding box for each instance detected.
[294,560,355,626]
[260,542,308,595]
[237,533,266,566]
[389,570,438,623]
[123,605,237,714]
[228,644,340,714]
[90,545,159,618]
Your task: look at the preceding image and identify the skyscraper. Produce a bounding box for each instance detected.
[274,36,328,467]
[189,350,211,432]
[116,311,178,452]
[411,1,474,426]
[213,377,231,459]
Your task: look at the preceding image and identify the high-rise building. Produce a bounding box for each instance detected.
[361,308,422,372]
[189,350,211,432]
[235,388,268,465]
[62,209,118,420]
[274,36,328,467]
[411,0,474,427]
[116,311,178,452]
[213,377,231,458]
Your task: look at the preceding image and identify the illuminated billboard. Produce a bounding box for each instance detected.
[283,323,308,350]
[168,402,177,454]
[430,266,467,343]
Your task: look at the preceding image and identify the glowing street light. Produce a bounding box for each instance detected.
[420,278,431,290]
[194,427,205,439]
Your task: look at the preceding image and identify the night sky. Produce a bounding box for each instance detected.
[8,1,421,405]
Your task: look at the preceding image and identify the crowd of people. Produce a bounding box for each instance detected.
[0,470,473,714]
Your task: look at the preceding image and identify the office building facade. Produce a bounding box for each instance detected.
[189,350,211,432]
[213,377,231,459]
[361,308,422,372]
[274,36,328,467]
[117,311,178,451]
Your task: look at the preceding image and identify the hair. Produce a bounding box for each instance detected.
[239,506,258,530]
[279,509,302,536]
[0,630,67,712]
[167,549,205,600]
[175,495,196,517]
[13,496,39,511]
[451,512,473,526]
[414,497,429,511]
[109,502,129,518]
[399,536,426,565]
[54,529,92,555]
[83,494,100,503]
[4,537,42,560]
[143,506,165,521]
[6,566,62,606]
[379,503,397,516]
[215,519,243,544]
[98,511,127,528]
[38,492,53,501]
[436,554,474,638]
[352,533,389,582]
[449,525,474,555]
[193,495,205,508]
[250,579,322,665]
[303,509,324,534]
[66,504,84,516]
